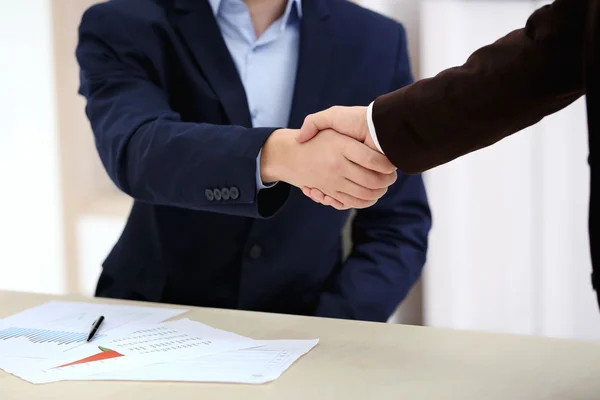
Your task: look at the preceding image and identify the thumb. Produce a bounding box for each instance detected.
[296,109,333,143]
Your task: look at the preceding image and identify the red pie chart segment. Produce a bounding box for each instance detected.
[55,349,123,368]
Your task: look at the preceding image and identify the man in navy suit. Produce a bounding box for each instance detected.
[76,0,431,322]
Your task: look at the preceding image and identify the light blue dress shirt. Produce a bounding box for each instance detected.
[208,0,302,190]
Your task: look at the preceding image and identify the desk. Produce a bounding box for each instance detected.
[1,290,599,400]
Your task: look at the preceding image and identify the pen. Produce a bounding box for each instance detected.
[87,315,105,342]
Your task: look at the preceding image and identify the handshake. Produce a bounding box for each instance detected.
[260,106,395,210]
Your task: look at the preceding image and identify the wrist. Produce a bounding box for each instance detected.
[260,129,295,183]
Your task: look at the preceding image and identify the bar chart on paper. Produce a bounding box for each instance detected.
[0,301,187,358]
[0,327,105,345]
[0,325,107,358]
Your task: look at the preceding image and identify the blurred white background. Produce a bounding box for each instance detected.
[1,0,598,341]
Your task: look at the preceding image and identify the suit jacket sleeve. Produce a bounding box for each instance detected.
[314,26,431,322]
[372,0,587,174]
[76,5,289,218]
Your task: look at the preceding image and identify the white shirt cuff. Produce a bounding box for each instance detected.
[366,101,384,154]
[256,149,278,190]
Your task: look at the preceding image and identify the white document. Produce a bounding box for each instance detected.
[105,318,255,355]
[0,301,187,358]
[0,317,319,385]
[82,339,319,384]
[1,319,261,383]
[71,319,319,384]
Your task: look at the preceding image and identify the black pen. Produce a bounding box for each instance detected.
[87,315,105,342]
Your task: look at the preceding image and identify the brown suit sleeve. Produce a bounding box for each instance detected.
[372,0,588,174]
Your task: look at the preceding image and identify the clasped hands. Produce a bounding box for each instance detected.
[260,106,393,210]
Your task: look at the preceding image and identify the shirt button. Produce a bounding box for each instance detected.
[205,189,214,201]
[251,109,258,119]
[230,187,239,200]
[221,188,230,200]
[249,245,262,259]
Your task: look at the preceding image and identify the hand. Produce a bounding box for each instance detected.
[260,129,396,210]
[295,106,378,151]
[295,106,383,208]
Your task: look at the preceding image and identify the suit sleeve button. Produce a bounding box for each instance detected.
[213,188,222,201]
[230,187,239,200]
[205,189,214,201]
[221,188,230,200]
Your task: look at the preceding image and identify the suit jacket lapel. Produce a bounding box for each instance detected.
[287,1,332,129]
[169,0,252,127]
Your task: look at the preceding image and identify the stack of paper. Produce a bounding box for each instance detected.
[0,301,318,384]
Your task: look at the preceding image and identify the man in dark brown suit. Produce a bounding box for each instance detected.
[295,0,598,308]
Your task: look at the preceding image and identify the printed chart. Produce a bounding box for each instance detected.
[0,301,186,358]
[0,327,104,345]
[55,347,123,369]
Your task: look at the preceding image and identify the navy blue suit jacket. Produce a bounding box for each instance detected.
[77,0,432,322]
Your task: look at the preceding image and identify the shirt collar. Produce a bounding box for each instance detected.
[209,0,303,25]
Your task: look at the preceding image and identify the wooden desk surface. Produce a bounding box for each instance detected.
[1,290,599,400]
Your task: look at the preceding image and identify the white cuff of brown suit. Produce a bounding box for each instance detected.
[366,101,384,154]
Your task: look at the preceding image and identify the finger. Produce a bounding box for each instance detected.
[334,187,381,208]
[306,188,350,210]
[302,187,325,205]
[346,148,396,175]
[298,106,367,144]
[312,180,380,208]
[322,196,347,210]
[342,160,398,190]
[310,187,326,204]
[297,110,332,143]
[324,192,375,210]
[342,141,396,175]
[320,192,349,210]
[307,187,374,210]
[335,177,388,202]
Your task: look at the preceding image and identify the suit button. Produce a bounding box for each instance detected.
[213,188,222,201]
[249,245,262,259]
[205,189,214,201]
[221,188,230,200]
[230,187,239,200]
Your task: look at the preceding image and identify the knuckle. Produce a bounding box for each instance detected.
[367,153,379,167]
[360,153,376,170]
